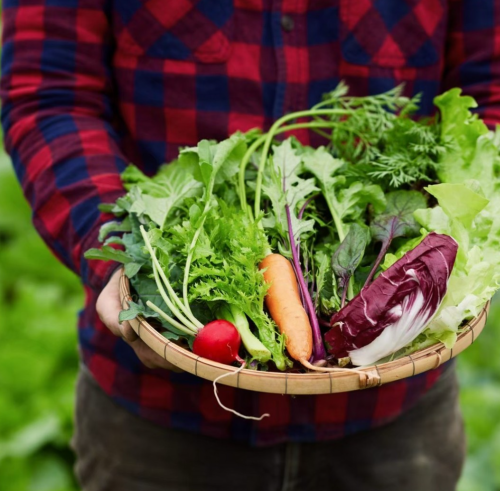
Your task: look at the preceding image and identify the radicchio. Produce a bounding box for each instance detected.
[324,232,458,366]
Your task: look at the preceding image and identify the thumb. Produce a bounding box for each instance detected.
[96,267,138,342]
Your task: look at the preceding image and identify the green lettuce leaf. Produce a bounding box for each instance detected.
[435,88,500,197]
[414,181,500,344]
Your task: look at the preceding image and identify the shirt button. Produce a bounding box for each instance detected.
[281,14,295,32]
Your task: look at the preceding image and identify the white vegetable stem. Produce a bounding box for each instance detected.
[182,171,218,321]
[182,213,208,318]
[146,300,196,336]
[151,260,198,333]
[140,225,202,332]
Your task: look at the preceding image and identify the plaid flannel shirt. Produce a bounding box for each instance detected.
[1,0,498,445]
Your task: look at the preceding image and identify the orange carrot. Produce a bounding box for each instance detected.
[259,254,313,363]
[259,254,379,388]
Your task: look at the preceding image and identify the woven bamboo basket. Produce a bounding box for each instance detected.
[120,273,488,395]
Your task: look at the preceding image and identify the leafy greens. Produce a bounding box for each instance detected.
[86,83,500,371]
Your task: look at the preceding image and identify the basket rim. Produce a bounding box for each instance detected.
[119,273,488,393]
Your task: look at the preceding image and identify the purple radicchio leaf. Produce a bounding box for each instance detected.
[365,191,427,285]
[324,232,458,366]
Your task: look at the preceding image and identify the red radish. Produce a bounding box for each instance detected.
[193,320,245,365]
[193,320,268,420]
[139,228,267,419]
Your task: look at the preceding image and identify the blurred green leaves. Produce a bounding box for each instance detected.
[0,154,82,491]
[458,295,500,491]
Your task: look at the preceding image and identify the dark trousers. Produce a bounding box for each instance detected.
[72,364,466,491]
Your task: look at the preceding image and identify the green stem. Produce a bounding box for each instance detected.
[182,178,216,315]
[278,121,338,133]
[312,127,332,140]
[254,109,350,218]
[311,97,346,111]
[323,193,355,300]
[238,115,348,213]
[347,278,355,302]
[151,260,199,333]
[238,135,267,212]
[140,226,201,332]
[324,194,345,242]
[182,214,207,313]
[219,304,271,363]
[146,301,196,336]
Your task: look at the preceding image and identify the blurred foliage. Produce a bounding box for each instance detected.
[458,295,500,491]
[0,153,82,491]
[0,151,499,490]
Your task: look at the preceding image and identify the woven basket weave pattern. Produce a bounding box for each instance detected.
[120,274,487,395]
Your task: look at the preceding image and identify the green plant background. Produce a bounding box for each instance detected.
[0,151,499,491]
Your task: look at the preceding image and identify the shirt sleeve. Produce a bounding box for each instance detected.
[0,0,128,290]
[442,0,500,126]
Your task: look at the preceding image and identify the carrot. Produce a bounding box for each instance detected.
[260,253,380,389]
[259,254,313,363]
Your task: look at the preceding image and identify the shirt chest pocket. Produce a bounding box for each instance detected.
[339,0,447,68]
[114,0,233,63]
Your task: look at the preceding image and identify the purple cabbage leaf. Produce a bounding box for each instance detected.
[324,232,458,366]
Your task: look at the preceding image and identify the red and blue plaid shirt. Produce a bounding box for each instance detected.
[2,0,499,445]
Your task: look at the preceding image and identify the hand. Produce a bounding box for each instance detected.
[96,267,182,372]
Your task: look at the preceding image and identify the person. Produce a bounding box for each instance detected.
[1,1,496,490]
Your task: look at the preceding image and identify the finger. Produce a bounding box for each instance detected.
[98,268,180,372]
[96,269,123,336]
[119,320,140,343]
[96,268,138,341]
[129,338,183,372]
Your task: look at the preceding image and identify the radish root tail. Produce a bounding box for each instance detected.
[300,360,381,389]
[213,364,270,420]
